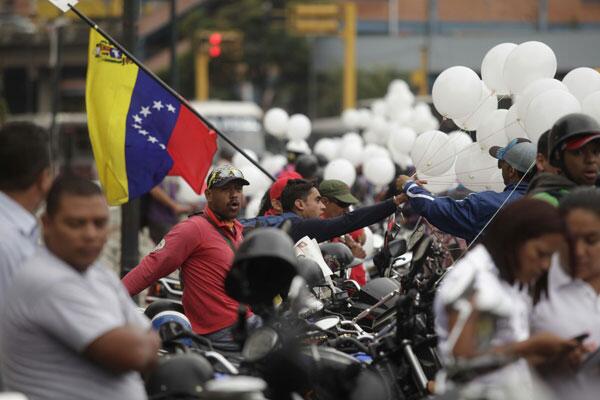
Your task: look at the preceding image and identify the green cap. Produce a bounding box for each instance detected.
[319,179,359,205]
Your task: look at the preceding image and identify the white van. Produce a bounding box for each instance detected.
[189,100,265,157]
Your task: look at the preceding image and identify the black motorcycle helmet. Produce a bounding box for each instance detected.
[296,256,326,288]
[145,353,214,399]
[548,113,600,168]
[295,154,319,179]
[225,228,298,306]
[144,300,185,320]
[319,242,360,273]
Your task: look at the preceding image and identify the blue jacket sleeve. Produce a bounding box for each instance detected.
[289,199,397,243]
[402,181,482,242]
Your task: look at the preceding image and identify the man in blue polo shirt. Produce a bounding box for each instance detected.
[397,138,536,243]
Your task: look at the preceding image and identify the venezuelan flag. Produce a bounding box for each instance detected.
[85,29,217,205]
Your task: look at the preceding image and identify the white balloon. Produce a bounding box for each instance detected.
[357,108,372,129]
[454,83,498,131]
[516,78,567,122]
[448,130,473,154]
[263,108,289,138]
[363,157,396,186]
[455,143,498,189]
[524,89,581,143]
[503,41,557,94]
[432,66,482,119]
[582,91,600,123]
[476,110,509,151]
[323,158,357,187]
[562,67,600,104]
[410,130,455,177]
[240,165,271,198]
[389,147,413,168]
[244,197,262,218]
[481,42,517,95]
[176,177,203,204]
[410,103,439,133]
[388,79,410,94]
[389,108,413,125]
[313,138,339,161]
[342,131,363,146]
[286,114,311,141]
[341,108,360,129]
[385,88,414,116]
[371,99,387,116]
[362,144,390,164]
[286,139,311,155]
[387,126,417,155]
[420,166,457,194]
[362,129,379,145]
[464,168,505,192]
[232,149,258,169]
[504,104,529,141]
[368,115,391,145]
[339,142,364,167]
[260,154,287,176]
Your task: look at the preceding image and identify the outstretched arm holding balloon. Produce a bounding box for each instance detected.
[396,176,528,243]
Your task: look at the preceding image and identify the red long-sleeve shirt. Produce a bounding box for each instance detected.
[122,207,244,334]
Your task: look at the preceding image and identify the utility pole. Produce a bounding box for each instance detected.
[342,2,356,110]
[120,0,141,279]
[170,0,178,90]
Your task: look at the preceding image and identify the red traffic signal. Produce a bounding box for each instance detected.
[209,32,222,58]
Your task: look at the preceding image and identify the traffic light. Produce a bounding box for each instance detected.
[208,32,222,58]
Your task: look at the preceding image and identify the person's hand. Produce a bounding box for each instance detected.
[172,203,194,215]
[525,332,581,366]
[395,175,412,191]
[392,193,408,206]
[343,235,367,258]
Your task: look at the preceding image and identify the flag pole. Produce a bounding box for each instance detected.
[68,4,276,182]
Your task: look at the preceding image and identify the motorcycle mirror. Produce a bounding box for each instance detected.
[388,238,407,259]
[313,316,340,331]
[412,236,432,263]
[242,327,280,362]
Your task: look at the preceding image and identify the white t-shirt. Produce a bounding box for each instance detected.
[0,247,150,400]
[434,245,531,387]
[531,255,600,400]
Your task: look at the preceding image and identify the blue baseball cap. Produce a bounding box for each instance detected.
[489,138,536,173]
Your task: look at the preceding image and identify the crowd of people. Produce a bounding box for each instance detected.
[0,111,598,399]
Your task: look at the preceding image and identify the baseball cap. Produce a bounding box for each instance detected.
[489,138,536,173]
[206,165,249,189]
[319,179,359,205]
[564,134,600,151]
[269,171,302,201]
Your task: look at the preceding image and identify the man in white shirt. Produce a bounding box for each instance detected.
[0,122,53,298]
[0,176,160,400]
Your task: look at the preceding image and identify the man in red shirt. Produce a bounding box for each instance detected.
[122,165,256,349]
[319,179,368,286]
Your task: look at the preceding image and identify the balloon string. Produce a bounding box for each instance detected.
[418,119,520,175]
[454,91,497,129]
[413,128,440,171]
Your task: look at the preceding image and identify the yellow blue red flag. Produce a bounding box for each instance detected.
[85,29,217,205]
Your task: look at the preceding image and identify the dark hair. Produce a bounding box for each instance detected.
[46,175,104,217]
[481,198,564,286]
[559,188,600,278]
[0,122,50,191]
[537,130,550,158]
[559,187,600,218]
[257,188,272,216]
[280,179,315,212]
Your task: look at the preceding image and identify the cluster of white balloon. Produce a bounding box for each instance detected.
[425,41,600,193]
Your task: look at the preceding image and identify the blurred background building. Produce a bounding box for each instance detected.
[2,0,600,119]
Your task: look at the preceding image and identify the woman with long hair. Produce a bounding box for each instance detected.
[531,187,600,399]
[435,198,582,390]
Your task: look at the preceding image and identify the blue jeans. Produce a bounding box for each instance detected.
[202,314,263,351]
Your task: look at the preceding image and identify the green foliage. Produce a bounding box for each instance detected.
[175,0,315,113]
